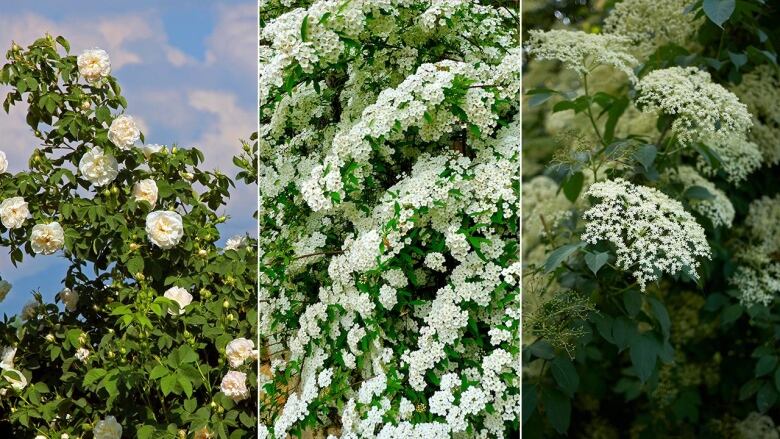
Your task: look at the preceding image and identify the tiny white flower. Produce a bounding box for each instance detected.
[0,196,29,229]
[132,179,158,207]
[163,286,193,315]
[145,211,184,249]
[30,222,65,255]
[77,49,111,84]
[60,288,79,312]
[78,147,118,187]
[225,337,256,368]
[220,370,249,402]
[93,415,122,439]
[108,115,140,150]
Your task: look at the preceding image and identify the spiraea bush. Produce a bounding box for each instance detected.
[259,1,520,438]
[0,36,257,439]
[522,0,780,437]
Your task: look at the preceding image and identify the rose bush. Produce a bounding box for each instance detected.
[259,1,521,438]
[0,36,257,438]
[522,0,780,437]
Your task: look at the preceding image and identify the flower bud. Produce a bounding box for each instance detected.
[45,334,55,342]
[227,313,234,321]
[129,243,140,251]
[222,300,230,309]
[198,249,207,257]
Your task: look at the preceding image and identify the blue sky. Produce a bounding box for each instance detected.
[0,1,257,316]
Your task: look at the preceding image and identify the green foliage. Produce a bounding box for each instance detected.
[0,35,257,438]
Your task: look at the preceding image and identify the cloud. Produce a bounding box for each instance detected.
[205,4,257,75]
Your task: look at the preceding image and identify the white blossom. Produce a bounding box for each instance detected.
[93,416,122,439]
[59,288,79,312]
[132,179,158,207]
[77,49,111,83]
[145,211,184,249]
[30,222,65,255]
[0,197,29,229]
[163,286,193,315]
[108,115,140,150]
[225,337,257,368]
[220,370,249,402]
[79,147,118,187]
[0,151,7,173]
[581,178,711,290]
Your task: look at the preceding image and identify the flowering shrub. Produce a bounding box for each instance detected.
[522,0,780,436]
[259,1,520,437]
[0,36,257,438]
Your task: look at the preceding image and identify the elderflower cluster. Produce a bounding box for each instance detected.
[526,29,638,82]
[664,166,735,228]
[603,0,702,58]
[732,65,780,165]
[582,179,711,290]
[745,195,780,254]
[696,134,763,185]
[635,67,752,145]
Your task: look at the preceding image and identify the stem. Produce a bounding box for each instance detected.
[583,73,606,147]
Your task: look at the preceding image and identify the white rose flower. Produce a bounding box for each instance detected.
[141,144,165,159]
[220,370,249,402]
[0,150,7,173]
[164,286,193,315]
[20,301,39,320]
[225,235,247,251]
[225,337,256,368]
[2,368,27,391]
[77,49,111,83]
[108,115,140,150]
[30,222,65,255]
[0,280,11,303]
[133,179,158,207]
[0,346,16,370]
[60,288,79,312]
[93,415,122,439]
[0,197,29,229]
[75,347,90,363]
[78,147,118,187]
[145,211,184,249]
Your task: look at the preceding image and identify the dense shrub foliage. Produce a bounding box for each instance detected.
[522,0,780,437]
[259,1,520,437]
[0,36,257,438]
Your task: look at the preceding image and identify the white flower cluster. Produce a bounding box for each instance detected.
[526,29,639,82]
[635,67,752,145]
[582,179,711,290]
[93,415,122,439]
[603,0,701,58]
[745,195,780,254]
[664,166,735,228]
[732,65,780,165]
[730,251,780,306]
[696,134,762,185]
[220,338,255,403]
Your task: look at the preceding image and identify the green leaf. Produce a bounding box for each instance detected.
[703,0,735,28]
[648,297,671,338]
[622,289,642,317]
[562,172,584,203]
[757,382,778,413]
[178,375,193,398]
[584,251,609,276]
[551,357,579,397]
[522,383,537,423]
[83,368,107,386]
[756,356,778,377]
[630,334,658,383]
[775,368,780,392]
[544,242,584,273]
[301,15,310,41]
[542,388,571,434]
[722,303,743,326]
[684,185,715,201]
[55,36,70,52]
[150,365,169,380]
[160,374,177,396]
[633,144,657,170]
